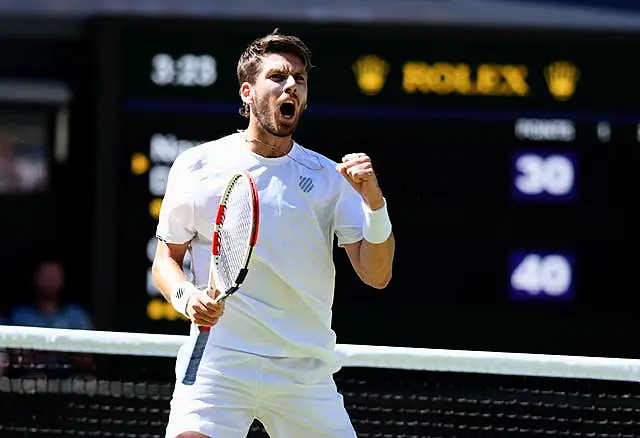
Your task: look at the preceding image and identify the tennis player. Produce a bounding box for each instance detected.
[152,30,395,438]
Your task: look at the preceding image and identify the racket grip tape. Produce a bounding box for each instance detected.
[182,329,210,385]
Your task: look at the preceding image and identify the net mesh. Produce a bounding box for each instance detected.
[1,326,640,438]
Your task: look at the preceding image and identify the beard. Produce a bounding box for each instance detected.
[251,93,302,138]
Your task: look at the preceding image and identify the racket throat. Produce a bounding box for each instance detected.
[235,267,249,285]
[216,269,244,301]
[213,268,249,303]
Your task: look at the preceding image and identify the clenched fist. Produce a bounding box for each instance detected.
[336,153,384,210]
[186,287,225,327]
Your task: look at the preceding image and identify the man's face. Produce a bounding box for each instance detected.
[35,261,64,298]
[247,53,308,138]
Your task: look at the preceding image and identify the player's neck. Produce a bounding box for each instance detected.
[242,120,293,158]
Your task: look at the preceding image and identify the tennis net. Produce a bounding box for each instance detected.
[1,325,639,437]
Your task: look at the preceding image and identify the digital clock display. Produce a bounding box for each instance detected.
[150,53,218,87]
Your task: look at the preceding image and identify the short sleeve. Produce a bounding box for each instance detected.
[156,151,197,244]
[334,180,364,247]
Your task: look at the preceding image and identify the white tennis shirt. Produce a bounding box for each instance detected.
[156,132,364,364]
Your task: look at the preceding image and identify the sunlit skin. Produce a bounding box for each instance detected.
[239,52,308,158]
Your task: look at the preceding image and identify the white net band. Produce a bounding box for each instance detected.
[1,325,639,382]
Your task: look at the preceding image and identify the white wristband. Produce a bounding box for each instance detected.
[170,281,196,318]
[362,198,392,244]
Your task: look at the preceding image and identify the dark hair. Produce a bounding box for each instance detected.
[237,29,313,118]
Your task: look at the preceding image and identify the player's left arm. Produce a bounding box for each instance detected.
[337,153,395,289]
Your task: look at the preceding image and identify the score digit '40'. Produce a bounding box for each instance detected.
[508,252,574,302]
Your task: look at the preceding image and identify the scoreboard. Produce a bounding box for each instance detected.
[93,17,640,358]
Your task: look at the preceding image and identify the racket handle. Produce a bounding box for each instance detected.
[182,328,210,385]
[183,285,228,384]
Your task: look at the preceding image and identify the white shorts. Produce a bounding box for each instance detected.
[165,344,356,438]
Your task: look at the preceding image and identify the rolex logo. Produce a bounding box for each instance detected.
[544,61,580,101]
[352,55,390,95]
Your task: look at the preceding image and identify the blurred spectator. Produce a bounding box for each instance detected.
[8,260,92,329]
[7,260,94,378]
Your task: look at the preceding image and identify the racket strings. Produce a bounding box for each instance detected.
[216,177,254,292]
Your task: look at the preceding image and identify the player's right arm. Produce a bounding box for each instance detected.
[151,149,223,326]
[152,241,190,297]
[152,241,223,326]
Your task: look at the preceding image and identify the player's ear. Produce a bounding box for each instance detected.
[239,82,253,105]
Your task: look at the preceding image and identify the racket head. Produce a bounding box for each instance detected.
[209,171,259,301]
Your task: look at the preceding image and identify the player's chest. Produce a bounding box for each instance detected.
[193,171,335,238]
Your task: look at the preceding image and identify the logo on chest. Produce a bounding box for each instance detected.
[298,176,314,193]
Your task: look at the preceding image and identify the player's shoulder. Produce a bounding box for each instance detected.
[173,133,240,171]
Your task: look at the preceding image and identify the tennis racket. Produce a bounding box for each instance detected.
[182,170,260,385]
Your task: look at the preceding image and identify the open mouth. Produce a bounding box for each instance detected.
[279,102,296,119]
